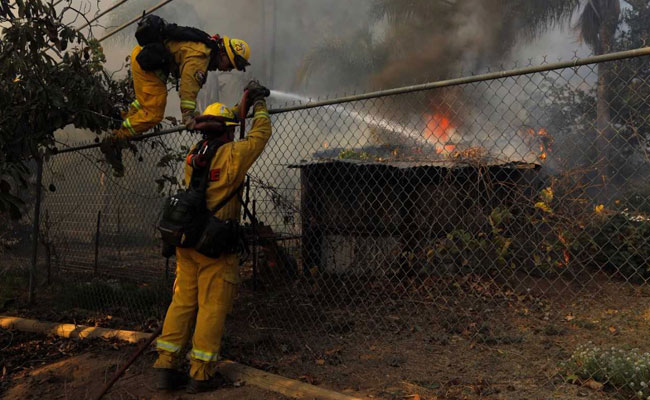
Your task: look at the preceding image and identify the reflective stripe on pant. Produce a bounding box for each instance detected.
[115,46,168,139]
[153,247,238,380]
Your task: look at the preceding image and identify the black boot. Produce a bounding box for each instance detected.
[185,373,230,394]
[154,368,187,391]
[99,137,125,178]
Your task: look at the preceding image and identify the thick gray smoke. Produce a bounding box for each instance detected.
[98,0,372,105]
[283,0,597,165]
[62,1,588,128]
[57,0,591,166]
[46,0,613,236]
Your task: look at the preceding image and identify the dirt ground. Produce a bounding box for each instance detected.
[2,275,649,400]
[224,274,650,400]
[0,332,290,400]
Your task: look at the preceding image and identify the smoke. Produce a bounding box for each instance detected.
[57,0,590,165]
[270,90,436,149]
[288,0,597,164]
[71,0,588,117]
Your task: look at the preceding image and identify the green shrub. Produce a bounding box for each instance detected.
[431,207,513,270]
[582,213,650,281]
[567,344,650,398]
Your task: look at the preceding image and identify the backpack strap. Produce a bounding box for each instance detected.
[162,24,219,51]
[187,138,245,216]
[188,138,225,193]
[187,140,209,192]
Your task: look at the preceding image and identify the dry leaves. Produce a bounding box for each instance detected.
[583,379,604,391]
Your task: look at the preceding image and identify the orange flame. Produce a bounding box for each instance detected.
[527,128,553,161]
[558,232,570,267]
[424,113,457,154]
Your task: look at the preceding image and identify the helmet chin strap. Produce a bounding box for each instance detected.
[207,48,223,71]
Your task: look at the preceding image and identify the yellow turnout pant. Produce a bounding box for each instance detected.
[116,46,168,139]
[154,247,238,380]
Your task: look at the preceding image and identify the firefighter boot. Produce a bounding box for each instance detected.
[154,368,187,391]
[100,135,126,178]
[185,372,230,394]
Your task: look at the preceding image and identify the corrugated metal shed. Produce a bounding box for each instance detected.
[289,146,541,170]
[289,159,540,170]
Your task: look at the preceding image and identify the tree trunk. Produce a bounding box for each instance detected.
[595,61,612,184]
[594,10,619,195]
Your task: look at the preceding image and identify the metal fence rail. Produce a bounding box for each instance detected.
[14,49,650,398]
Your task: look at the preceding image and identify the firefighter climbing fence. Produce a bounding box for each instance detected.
[13,48,650,398]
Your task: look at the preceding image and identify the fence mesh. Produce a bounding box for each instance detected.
[11,53,650,398]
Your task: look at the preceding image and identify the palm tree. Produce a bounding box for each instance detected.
[576,0,622,182]
[301,0,625,88]
[300,0,587,89]
[509,0,621,181]
[300,0,623,176]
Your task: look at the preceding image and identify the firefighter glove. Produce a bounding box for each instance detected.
[245,80,270,104]
[182,110,199,131]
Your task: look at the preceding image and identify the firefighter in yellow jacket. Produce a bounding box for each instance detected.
[101,35,251,177]
[153,81,271,394]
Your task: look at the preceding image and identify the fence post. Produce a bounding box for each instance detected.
[94,210,101,276]
[44,209,51,286]
[28,156,44,306]
[117,204,122,264]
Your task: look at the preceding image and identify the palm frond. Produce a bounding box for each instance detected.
[296,29,379,84]
[371,0,453,23]
[503,0,581,39]
[579,0,603,51]
[577,0,621,53]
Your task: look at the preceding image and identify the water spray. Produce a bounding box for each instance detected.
[269,90,432,147]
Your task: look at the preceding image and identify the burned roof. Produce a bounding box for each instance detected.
[289,145,541,170]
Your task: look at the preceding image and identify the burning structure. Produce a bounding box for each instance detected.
[276,87,554,274]
[292,145,542,274]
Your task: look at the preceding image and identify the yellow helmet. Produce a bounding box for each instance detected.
[201,102,239,126]
[222,35,251,71]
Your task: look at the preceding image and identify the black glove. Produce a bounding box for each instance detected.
[245,80,270,104]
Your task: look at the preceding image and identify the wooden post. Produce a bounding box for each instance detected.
[44,210,51,286]
[116,204,122,264]
[94,210,101,276]
[28,156,44,305]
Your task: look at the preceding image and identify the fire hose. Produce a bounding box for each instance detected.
[94,325,162,400]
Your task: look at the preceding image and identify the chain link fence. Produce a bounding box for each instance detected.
[8,50,650,398]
